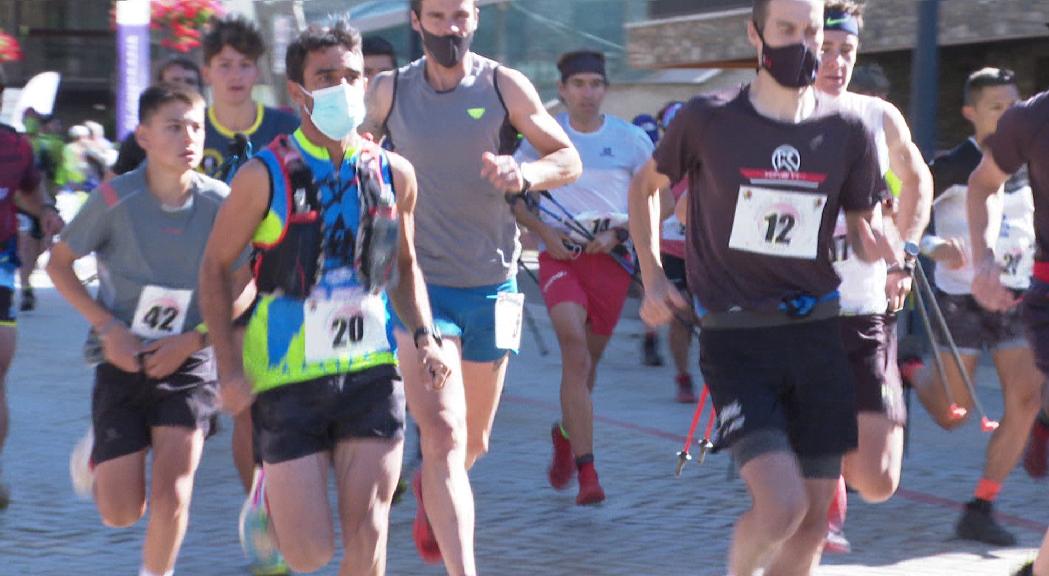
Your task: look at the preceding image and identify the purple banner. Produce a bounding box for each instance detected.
[115,1,151,140]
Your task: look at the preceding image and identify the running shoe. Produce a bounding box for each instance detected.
[69,428,95,500]
[412,470,442,564]
[824,475,850,554]
[956,498,1017,546]
[576,462,606,506]
[548,423,575,490]
[642,333,664,367]
[19,289,34,312]
[675,373,697,404]
[239,467,289,576]
[1024,418,1049,479]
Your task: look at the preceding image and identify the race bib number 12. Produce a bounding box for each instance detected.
[728,186,827,260]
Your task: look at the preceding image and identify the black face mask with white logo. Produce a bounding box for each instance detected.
[754,23,820,89]
[420,24,473,68]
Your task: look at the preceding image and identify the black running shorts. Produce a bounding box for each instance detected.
[935,289,1026,355]
[699,317,857,478]
[839,314,906,426]
[252,364,405,464]
[92,351,219,465]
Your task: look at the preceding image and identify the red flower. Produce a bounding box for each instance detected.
[0,30,22,63]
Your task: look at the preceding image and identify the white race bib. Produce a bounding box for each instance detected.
[303,292,389,364]
[728,186,827,260]
[661,214,686,243]
[131,285,192,339]
[494,292,525,350]
[997,237,1034,289]
[567,211,629,245]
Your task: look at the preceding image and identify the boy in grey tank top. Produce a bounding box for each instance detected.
[362,0,581,570]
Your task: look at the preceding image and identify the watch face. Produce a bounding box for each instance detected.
[904,242,920,257]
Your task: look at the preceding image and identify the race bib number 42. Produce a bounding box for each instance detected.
[304,294,389,364]
[728,186,827,260]
[131,286,192,339]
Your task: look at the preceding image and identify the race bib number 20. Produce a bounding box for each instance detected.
[728,186,828,260]
[303,294,389,364]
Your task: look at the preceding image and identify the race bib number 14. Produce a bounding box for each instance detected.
[728,186,827,260]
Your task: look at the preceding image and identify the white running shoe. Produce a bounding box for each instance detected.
[69,429,95,500]
[239,467,288,575]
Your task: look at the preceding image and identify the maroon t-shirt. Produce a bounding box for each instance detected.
[653,88,882,314]
[0,124,40,242]
[986,90,1049,261]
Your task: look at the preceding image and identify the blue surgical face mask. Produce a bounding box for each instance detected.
[299,80,365,141]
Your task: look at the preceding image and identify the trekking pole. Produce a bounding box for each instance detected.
[914,260,999,431]
[911,271,967,422]
[676,384,707,477]
[516,260,550,357]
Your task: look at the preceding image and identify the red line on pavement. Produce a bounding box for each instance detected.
[502,393,1049,534]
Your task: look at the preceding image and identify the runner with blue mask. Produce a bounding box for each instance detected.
[199,21,450,575]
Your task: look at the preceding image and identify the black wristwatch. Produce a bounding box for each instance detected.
[413,325,442,349]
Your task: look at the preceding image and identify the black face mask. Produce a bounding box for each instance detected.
[420,24,473,68]
[755,23,820,89]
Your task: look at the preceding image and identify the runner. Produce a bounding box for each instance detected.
[815,0,933,552]
[199,20,450,575]
[629,0,886,573]
[199,14,298,182]
[363,36,398,82]
[967,83,1049,576]
[361,0,581,570]
[917,68,1042,547]
[0,65,63,509]
[511,50,651,505]
[47,85,231,576]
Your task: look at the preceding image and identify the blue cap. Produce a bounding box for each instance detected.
[632,114,659,144]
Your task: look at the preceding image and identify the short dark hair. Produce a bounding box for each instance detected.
[825,0,865,32]
[363,36,397,66]
[753,0,834,29]
[964,67,1017,106]
[411,0,477,15]
[156,56,203,90]
[849,63,889,97]
[138,84,205,125]
[202,14,265,64]
[285,20,362,85]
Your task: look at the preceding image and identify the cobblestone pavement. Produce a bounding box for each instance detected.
[0,265,1045,575]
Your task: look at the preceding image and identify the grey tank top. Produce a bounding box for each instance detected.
[385,55,521,287]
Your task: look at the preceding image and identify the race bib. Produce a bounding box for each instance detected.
[494,292,525,350]
[303,291,389,364]
[997,238,1034,288]
[567,211,629,245]
[728,186,827,260]
[131,285,192,339]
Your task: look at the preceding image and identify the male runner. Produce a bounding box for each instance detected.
[361,0,581,571]
[363,36,398,82]
[928,69,1044,547]
[512,50,651,505]
[630,1,886,573]
[815,0,933,552]
[0,65,63,508]
[200,14,298,182]
[968,81,1049,574]
[48,85,233,576]
[200,20,451,575]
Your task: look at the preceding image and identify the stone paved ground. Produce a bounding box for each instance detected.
[0,262,1046,575]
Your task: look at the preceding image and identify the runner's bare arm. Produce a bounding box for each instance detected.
[497,67,581,191]
[360,71,395,141]
[17,180,63,235]
[46,241,116,329]
[883,104,932,244]
[659,187,675,221]
[199,160,270,382]
[967,154,1010,265]
[629,159,672,288]
[844,207,882,263]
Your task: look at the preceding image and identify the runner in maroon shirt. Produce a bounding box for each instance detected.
[968,89,1049,576]
[628,1,885,573]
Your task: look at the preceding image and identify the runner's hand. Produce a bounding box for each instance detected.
[481,152,524,193]
[100,322,143,373]
[972,256,1020,312]
[140,332,200,379]
[542,229,577,261]
[585,230,618,255]
[885,269,912,313]
[640,274,689,327]
[41,209,64,236]
[218,372,255,415]
[417,338,452,391]
[930,238,966,270]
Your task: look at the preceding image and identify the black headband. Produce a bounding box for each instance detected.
[559,53,606,83]
[825,9,860,36]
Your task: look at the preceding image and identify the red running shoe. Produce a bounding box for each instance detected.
[824,475,850,554]
[548,423,575,490]
[412,470,442,564]
[576,462,606,505]
[675,373,697,404]
[1023,418,1049,479]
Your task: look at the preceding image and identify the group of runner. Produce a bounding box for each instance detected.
[0,0,1047,574]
